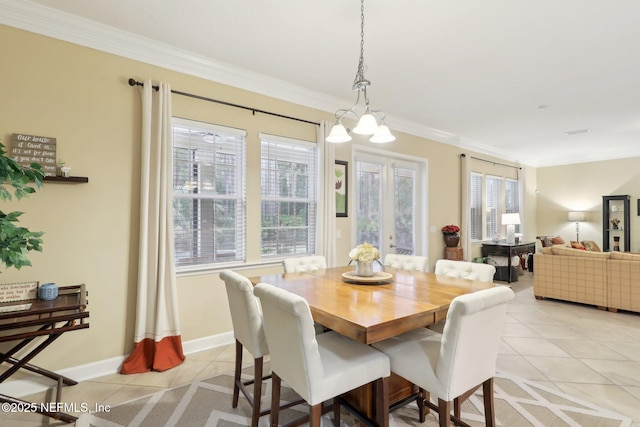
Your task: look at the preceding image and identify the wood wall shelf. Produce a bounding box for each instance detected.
[44,176,89,183]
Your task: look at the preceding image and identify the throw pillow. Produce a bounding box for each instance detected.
[552,236,565,245]
[535,238,543,253]
[570,241,586,250]
[581,240,601,252]
[537,236,554,247]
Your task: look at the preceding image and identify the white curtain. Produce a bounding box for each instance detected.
[317,121,337,267]
[461,154,471,260]
[121,79,185,374]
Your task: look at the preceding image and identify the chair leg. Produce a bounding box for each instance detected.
[232,339,243,408]
[483,378,495,427]
[270,373,281,427]
[310,403,322,427]
[438,398,451,427]
[333,397,341,427]
[417,387,428,423]
[251,356,264,427]
[453,396,461,419]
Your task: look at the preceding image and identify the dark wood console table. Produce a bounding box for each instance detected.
[481,242,536,283]
[0,284,89,423]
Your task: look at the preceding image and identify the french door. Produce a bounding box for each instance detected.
[353,150,427,259]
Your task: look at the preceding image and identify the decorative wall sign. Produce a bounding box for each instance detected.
[335,160,348,217]
[10,133,57,176]
[0,281,39,303]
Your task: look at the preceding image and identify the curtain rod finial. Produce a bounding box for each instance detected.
[128,78,140,87]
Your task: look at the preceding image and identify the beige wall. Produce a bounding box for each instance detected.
[537,158,640,252]
[1,24,540,375]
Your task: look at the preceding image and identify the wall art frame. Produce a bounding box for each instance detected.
[335,160,348,217]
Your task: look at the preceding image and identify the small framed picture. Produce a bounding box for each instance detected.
[335,160,348,217]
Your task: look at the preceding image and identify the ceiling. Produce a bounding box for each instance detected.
[7,0,640,167]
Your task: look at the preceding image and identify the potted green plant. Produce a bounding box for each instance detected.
[0,141,44,271]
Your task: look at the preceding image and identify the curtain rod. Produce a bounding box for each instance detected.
[128,78,320,127]
[460,153,521,170]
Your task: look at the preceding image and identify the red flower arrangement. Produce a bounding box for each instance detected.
[441,224,460,234]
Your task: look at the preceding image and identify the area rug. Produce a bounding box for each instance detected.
[78,369,632,427]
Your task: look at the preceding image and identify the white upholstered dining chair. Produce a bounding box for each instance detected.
[254,282,391,427]
[383,254,428,272]
[372,286,514,427]
[221,270,302,426]
[434,259,496,283]
[220,270,270,427]
[282,255,327,273]
[283,255,328,334]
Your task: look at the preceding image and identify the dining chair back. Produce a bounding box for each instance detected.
[372,286,514,426]
[384,254,428,272]
[434,259,496,282]
[283,255,327,273]
[220,270,270,427]
[254,282,391,427]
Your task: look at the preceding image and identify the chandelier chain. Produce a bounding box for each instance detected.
[354,0,368,89]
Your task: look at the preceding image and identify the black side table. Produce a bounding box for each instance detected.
[481,242,536,283]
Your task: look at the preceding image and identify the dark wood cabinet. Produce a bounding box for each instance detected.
[602,195,630,252]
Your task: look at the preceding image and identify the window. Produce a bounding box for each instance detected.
[172,118,246,267]
[470,173,519,241]
[505,178,520,233]
[486,175,503,239]
[260,134,318,258]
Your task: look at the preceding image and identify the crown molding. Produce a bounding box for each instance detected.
[535,147,640,168]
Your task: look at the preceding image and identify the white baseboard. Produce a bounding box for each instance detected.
[0,332,235,399]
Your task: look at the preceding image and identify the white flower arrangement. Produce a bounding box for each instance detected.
[349,242,380,263]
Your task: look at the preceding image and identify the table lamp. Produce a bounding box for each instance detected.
[568,211,586,241]
[502,213,521,244]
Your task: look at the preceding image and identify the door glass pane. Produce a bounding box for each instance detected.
[355,161,382,249]
[394,167,416,255]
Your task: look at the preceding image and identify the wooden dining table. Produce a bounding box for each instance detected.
[248,264,496,419]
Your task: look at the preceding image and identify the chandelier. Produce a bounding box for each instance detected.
[326,0,395,144]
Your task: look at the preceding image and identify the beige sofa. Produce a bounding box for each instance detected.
[534,246,640,313]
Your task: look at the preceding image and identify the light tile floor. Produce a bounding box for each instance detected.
[5,272,640,426]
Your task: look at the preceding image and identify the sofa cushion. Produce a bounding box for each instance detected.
[581,240,601,252]
[609,252,640,261]
[551,246,610,259]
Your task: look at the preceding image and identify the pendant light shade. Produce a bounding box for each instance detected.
[326,0,394,144]
[370,124,396,143]
[326,122,352,143]
[352,113,379,135]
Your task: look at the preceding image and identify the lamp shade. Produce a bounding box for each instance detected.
[352,113,378,135]
[568,211,586,222]
[502,213,521,225]
[369,124,395,143]
[326,123,352,143]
